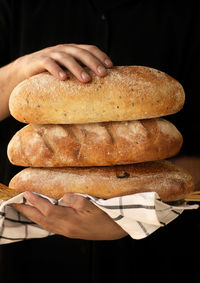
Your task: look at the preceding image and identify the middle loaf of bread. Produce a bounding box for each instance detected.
[7,118,182,167]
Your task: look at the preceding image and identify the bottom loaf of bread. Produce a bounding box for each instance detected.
[9,160,194,202]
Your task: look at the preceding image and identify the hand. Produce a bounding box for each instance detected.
[0,43,113,121]
[13,192,127,240]
[16,43,113,82]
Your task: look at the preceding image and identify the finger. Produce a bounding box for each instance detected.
[41,56,68,80]
[77,44,113,68]
[50,52,91,82]
[63,193,100,213]
[61,45,107,77]
[23,191,55,217]
[12,203,44,224]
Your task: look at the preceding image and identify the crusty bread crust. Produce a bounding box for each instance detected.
[7,118,183,167]
[7,66,189,203]
[9,66,185,124]
[9,160,194,202]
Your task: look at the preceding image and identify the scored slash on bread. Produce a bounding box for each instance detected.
[7,118,183,167]
[5,65,195,204]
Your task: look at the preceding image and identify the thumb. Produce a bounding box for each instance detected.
[63,193,99,213]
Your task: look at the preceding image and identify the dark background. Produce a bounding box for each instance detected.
[0,1,200,282]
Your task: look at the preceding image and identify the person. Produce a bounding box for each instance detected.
[0,1,200,282]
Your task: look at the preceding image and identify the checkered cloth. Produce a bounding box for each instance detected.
[0,192,198,244]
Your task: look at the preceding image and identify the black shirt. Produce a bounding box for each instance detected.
[0,1,200,282]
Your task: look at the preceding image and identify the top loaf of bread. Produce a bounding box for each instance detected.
[9,66,185,124]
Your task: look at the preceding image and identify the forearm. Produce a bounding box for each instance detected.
[0,59,24,121]
[0,44,112,122]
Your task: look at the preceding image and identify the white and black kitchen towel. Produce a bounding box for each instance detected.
[0,192,198,244]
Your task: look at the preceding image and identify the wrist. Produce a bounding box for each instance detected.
[12,56,28,82]
[0,58,27,121]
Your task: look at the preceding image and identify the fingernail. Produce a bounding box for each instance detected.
[104,58,113,67]
[81,71,91,81]
[97,65,106,75]
[59,71,66,79]
[24,191,34,200]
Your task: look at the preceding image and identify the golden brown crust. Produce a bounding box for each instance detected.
[7,118,183,167]
[9,66,185,124]
[9,160,194,202]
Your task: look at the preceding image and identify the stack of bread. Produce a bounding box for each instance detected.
[7,66,194,202]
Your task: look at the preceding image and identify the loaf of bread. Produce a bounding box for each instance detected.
[7,118,183,167]
[9,160,194,202]
[9,66,185,124]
